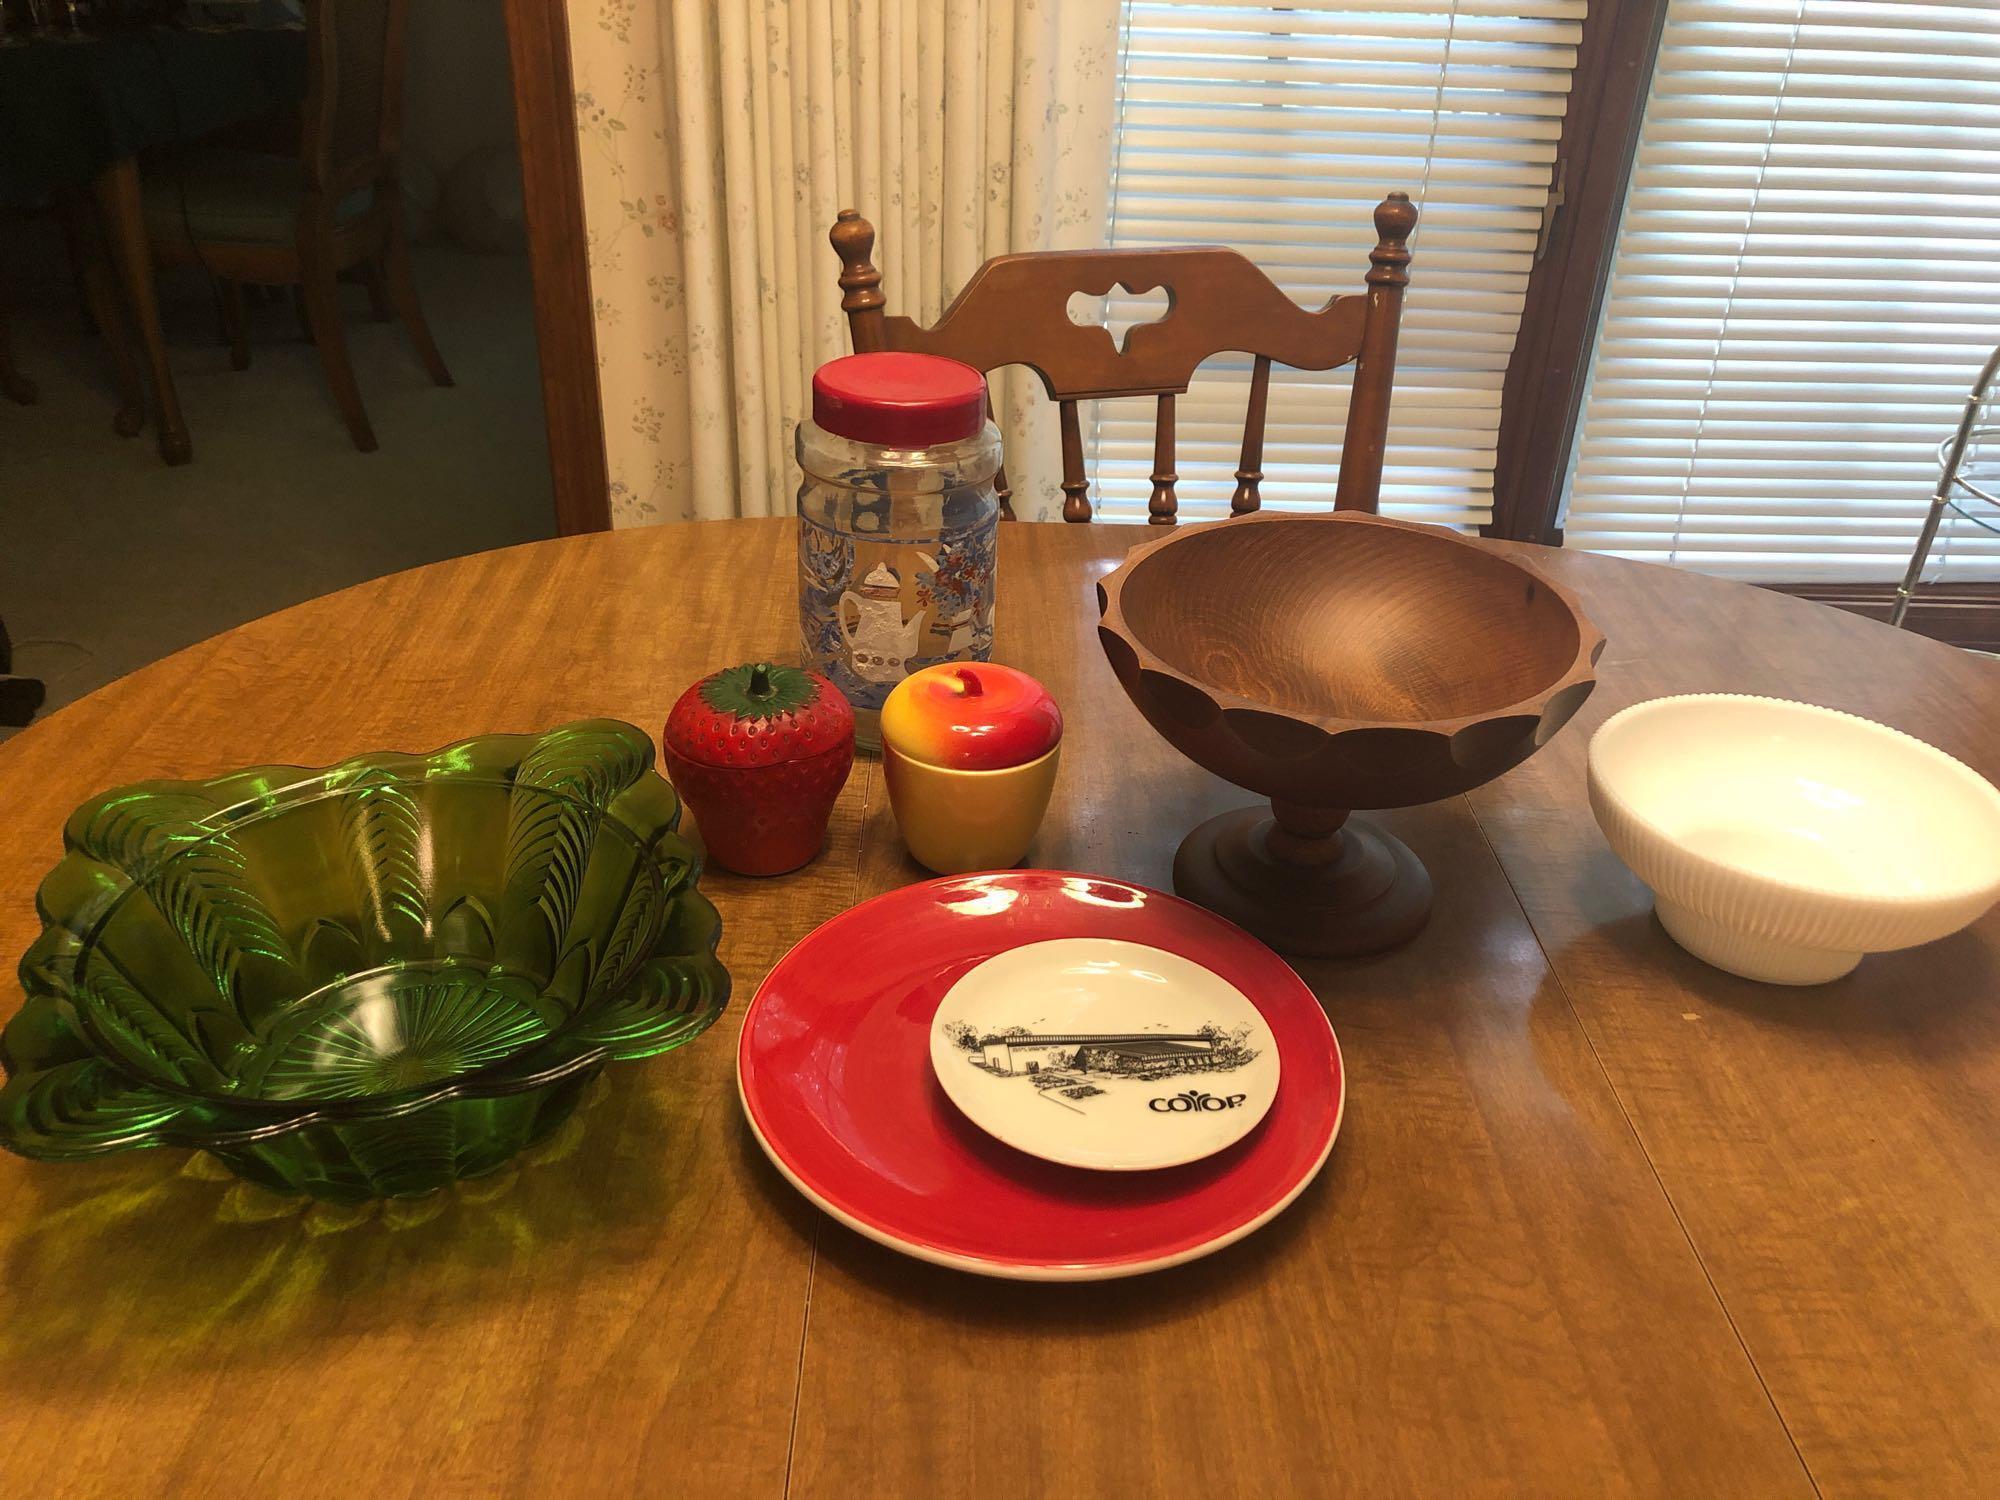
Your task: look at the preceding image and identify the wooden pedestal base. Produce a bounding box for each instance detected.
[1172,804,1432,957]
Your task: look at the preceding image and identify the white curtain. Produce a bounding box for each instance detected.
[571,0,1121,527]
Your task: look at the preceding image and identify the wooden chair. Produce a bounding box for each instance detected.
[142,0,451,452]
[829,193,1415,523]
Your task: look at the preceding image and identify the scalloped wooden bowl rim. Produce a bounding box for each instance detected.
[1095,511,1606,741]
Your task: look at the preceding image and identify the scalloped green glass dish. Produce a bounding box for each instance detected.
[0,720,729,1201]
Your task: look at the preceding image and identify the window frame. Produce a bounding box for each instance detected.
[1489,0,1670,546]
[1486,0,1999,644]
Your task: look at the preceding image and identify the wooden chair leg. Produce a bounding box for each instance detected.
[217,279,251,371]
[360,257,394,321]
[58,196,143,432]
[299,259,377,451]
[79,259,146,436]
[93,157,190,465]
[380,225,452,387]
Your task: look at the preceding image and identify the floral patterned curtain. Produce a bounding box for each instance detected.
[571,0,1121,527]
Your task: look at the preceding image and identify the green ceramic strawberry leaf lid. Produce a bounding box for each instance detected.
[701,662,816,719]
[665,662,855,768]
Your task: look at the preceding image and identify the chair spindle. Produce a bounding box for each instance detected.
[1148,394,1179,525]
[982,381,1016,522]
[1059,399,1091,522]
[1232,354,1271,515]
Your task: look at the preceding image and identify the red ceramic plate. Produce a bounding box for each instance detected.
[737,871,1344,1280]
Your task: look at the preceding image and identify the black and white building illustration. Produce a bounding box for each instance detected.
[945,1023,1259,1085]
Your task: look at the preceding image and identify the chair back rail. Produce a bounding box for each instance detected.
[830,193,1415,523]
[304,0,406,201]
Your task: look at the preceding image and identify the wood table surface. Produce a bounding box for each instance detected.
[0,518,1993,1497]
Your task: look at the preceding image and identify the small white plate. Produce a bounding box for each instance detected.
[929,937,1280,1172]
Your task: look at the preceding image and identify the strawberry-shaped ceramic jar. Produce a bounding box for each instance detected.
[662,662,855,876]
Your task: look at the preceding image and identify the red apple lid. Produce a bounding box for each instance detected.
[882,663,1063,771]
[664,662,855,768]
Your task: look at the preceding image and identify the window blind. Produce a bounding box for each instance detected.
[1565,0,2000,581]
[1095,0,1587,527]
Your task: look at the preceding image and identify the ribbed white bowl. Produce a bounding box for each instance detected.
[1588,694,2000,985]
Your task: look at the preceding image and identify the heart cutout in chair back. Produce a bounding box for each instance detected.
[1068,283,1174,354]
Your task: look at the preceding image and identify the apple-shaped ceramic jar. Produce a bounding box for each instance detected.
[879,663,1062,874]
[663,662,855,876]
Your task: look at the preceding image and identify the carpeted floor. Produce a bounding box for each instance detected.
[0,239,557,733]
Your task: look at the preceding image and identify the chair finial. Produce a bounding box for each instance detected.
[1367,193,1417,289]
[830,209,884,317]
[1336,193,1418,513]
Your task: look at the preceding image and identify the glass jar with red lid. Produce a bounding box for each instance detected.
[796,351,1003,748]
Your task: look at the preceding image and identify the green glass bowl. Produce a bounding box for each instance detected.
[0,720,729,1201]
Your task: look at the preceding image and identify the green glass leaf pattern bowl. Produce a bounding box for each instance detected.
[0,720,730,1202]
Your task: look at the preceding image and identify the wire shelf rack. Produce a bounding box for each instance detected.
[1897,345,2000,627]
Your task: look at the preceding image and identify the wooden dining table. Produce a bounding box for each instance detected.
[0,517,1994,1496]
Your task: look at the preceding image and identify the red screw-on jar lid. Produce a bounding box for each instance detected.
[811,352,986,448]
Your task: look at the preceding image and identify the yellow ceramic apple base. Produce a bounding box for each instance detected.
[882,743,1061,874]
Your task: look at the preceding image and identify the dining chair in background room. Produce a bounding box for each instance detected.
[142,0,451,452]
[827,194,1416,523]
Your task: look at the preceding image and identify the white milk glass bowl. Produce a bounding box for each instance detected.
[1588,694,2000,985]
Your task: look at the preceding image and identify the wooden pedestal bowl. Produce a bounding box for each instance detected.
[1096,512,1604,956]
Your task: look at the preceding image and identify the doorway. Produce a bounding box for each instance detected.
[0,0,604,729]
